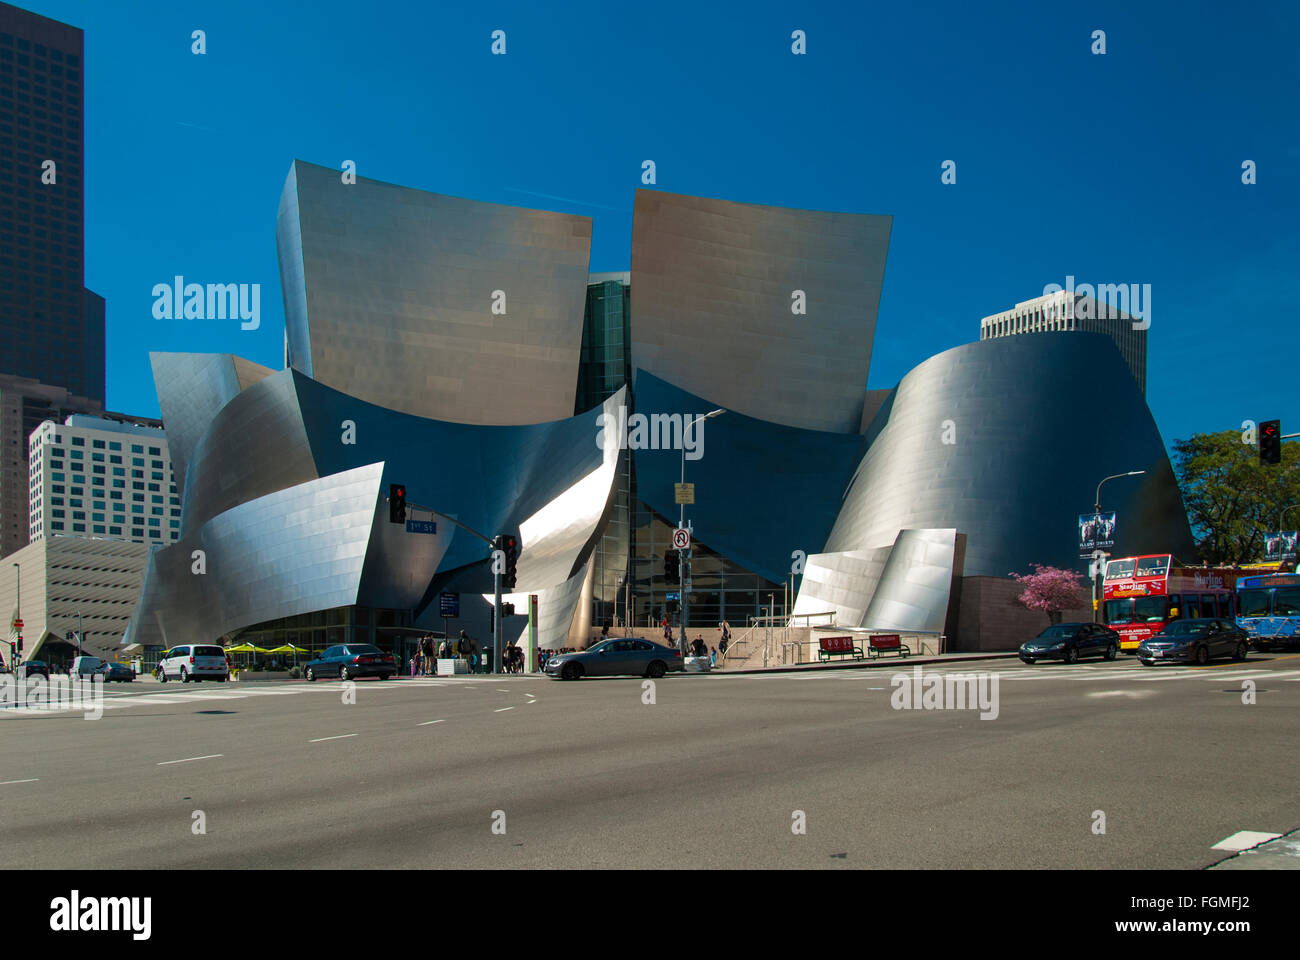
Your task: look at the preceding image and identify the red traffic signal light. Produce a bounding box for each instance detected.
[1260,420,1282,465]
[388,483,407,523]
[502,535,519,590]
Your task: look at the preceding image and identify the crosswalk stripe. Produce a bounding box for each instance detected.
[1223,669,1300,681]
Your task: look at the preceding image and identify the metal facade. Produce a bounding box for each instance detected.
[825,333,1196,576]
[630,189,891,434]
[127,356,627,647]
[277,159,593,425]
[150,352,276,500]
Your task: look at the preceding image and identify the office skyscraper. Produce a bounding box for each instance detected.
[0,2,104,404]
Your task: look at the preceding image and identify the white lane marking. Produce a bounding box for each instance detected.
[157,754,223,765]
[309,734,358,743]
[494,707,514,713]
[231,688,303,695]
[417,719,446,726]
[1212,830,1283,851]
[1086,689,1157,699]
[1131,669,1202,681]
[0,778,39,784]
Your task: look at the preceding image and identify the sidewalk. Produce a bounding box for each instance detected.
[709,650,1022,676]
[1209,828,1300,870]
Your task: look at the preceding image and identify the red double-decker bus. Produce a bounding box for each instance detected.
[1101,554,1239,651]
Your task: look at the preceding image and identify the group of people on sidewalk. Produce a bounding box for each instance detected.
[407,631,488,675]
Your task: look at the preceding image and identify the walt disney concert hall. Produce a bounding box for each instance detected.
[124,160,1195,662]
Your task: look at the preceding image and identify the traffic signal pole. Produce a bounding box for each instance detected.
[386,490,510,675]
[493,538,503,676]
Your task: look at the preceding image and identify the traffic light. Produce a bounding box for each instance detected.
[1260,420,1282,465]
[389,483,407,523]
[502,602,516,617]
[664,550,679,583]
[502,535,519,590]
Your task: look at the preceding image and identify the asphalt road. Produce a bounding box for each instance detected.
[2,654,1298,869]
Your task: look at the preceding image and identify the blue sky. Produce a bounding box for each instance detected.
[23,0,1300,445]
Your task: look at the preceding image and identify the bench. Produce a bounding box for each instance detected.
[817,636,864,661]
[867,634,911,659]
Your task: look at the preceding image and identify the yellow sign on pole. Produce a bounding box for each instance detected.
[674,483,695,505]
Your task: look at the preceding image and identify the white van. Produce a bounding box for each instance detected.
[157,645,228,683]
[71,655,105,679]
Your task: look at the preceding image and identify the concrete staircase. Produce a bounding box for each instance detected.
[718,625,814,670]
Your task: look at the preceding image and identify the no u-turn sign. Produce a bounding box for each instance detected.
[673,528,691,550]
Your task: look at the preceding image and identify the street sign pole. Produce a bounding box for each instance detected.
[1090,549,1109,623]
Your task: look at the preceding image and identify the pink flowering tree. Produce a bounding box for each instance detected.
[1009,564,1088,625]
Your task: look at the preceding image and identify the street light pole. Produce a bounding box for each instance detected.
[1091,470,1146,621]
[10,562,18,671]
[678,409,724,658]
[1278,502,1300,534]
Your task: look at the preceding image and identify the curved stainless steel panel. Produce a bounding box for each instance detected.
[149,352,275,498]
[278,159,592,425]
[861,528,957,633]
[631,369,865,583]
[127,463,385,648]
[180,369,318,536]
[276,162,312,377]
[630,189,891,434]
[825,333,1196,576]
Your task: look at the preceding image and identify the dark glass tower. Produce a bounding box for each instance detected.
[0,2,103,405]
[576,277,633,633]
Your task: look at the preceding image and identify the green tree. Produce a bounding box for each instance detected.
[1172,429,1300,564]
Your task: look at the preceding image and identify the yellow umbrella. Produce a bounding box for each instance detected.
[264,644,310,654]
[225,643,270,654]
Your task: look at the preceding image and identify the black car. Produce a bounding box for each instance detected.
[1138,618,1248,666]
[93,661,135,682]
[304,644,397,681]
[1019,622,1121,664]
[20,660,49,679]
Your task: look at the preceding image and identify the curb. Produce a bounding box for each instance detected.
[706,651,1023,676]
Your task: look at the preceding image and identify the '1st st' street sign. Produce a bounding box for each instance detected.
[406,519,436,535]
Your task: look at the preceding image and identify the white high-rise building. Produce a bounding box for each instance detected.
[979,290,1147,394]
[27,414,182,547]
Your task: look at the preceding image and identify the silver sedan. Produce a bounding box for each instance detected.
[544,639,685,680]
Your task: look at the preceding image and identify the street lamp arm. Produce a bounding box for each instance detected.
[1095,470,1146,512]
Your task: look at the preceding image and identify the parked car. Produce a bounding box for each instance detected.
[20,660,49,679]
[544,638,684,680]
[157,644,229,683]
[303,644,396,681]
[1019,623,1121,664]
[70,655,106,679]
[93,661,135,683]
[1138,618,1248,666]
